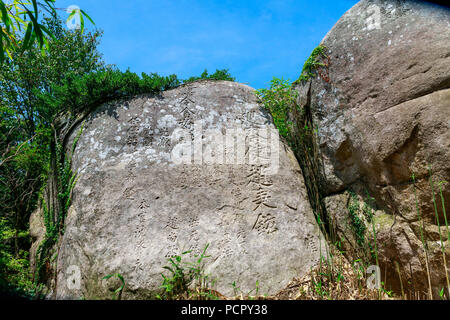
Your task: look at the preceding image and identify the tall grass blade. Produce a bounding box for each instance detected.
[412,172,433,299]
[429,167,450,298]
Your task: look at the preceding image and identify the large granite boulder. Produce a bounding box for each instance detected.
[49,80,324,299]
[294,0,449,297]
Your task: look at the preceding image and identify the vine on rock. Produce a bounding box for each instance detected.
[34,124,83,288]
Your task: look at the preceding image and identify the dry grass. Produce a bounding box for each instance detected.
[272,255,393,300]
[182,249,398,301]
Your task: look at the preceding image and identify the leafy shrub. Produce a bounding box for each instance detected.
[37,68,182,117]
[184,69,235,84]
[255,77,297,139]
[158,243,217,300]
[0,218,35,298]
[348,192,367,247]
[1,13,238,298]
[294,45,329,84]
[256,76,328,238]
[38,67,236,118]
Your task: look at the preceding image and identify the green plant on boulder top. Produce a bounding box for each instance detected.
[293,45,329,84]
[380,282,393,297]
[183,68,235,84]
[440,287,446,300]
[346,191,382,268]
[256,77,297,139]
[38,68,182,117]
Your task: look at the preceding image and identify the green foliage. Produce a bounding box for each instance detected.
[38,68,181,117]
[256,75,329,240]
[0,217,36,297]
[0,101,49,296]
[0,14,103,216]
[34,125,81,286]
[33,200,55,286]
[440,287,445,300]
[255,77,297,139]
[380,282,393,297]
[256,75,330,241]
[362,192,375,223]
[1,16,104,127]
[348,192,367,247]
[438,180,449,243]
[1,13,236,297]
[231,280,261,299]
[411,171,433,299]
[0,1,94,63]
[65,5,95,33]
[428,166,450,297]
[158,243,216,300]
[294,45,329,84]
[36,67,235,122]
[1,16,103,293]
[103,273,125,300]
[183,68,235,84]
[159,251,191,298]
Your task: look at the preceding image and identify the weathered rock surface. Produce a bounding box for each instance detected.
[29,207,45,275]
[48,80,323,299]
[295,0,450,296]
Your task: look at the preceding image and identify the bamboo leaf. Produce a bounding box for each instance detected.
[66,9,76,24]
[32,0,38,19]
[79,10,84,32]
[25,9,43,48]
[0,4,11,32]
[21,21,33,53]
[39,23,55,41]
[0,31,4,64]
[80,9,95,25]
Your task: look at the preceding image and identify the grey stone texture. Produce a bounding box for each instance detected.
[52,80,324,299]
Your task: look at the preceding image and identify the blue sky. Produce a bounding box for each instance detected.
[56,0,358,89]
